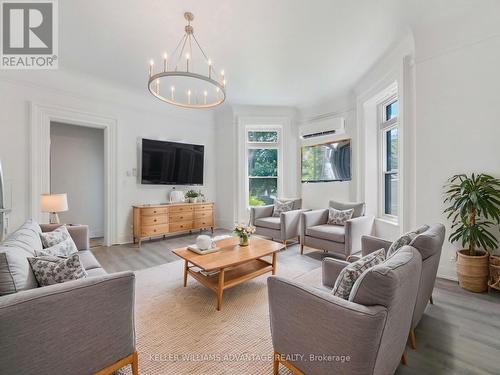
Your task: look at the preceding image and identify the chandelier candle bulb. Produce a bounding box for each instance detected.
[204,90,208,104]
[163,53,168,71]
[208,59,212,78]
[171,86,175,100]
[188,89,191,104]
[186,53,190,72]
[149,60,154,77]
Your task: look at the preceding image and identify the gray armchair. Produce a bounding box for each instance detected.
[360,223,445,350]
[300,200,374,258]
[250,198,304,246]
[268,246,422,375]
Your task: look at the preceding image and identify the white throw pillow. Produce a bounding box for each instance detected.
[272,199,294,217]
[28,254,87,286]
[39,226,78,256]
[332,248,386,300]
[327,207,354,225]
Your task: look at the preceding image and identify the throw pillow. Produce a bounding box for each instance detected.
[332,248,385,300]
[327,207,354,225]
[39,226,78,256]
[272,199,294,217]
[28,254,87,286]
[386,225,430,258]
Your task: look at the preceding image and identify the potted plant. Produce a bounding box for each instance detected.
[444,173,500,292]
[185,190,199,203]
[233,224,256,246]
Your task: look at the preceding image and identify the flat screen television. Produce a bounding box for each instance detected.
[141,139,204,185]
[301,139,351,183]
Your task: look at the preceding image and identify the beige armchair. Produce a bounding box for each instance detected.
[300,200,374,259]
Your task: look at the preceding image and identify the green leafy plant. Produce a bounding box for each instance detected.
[185,190,199,198]
[444,173,500,256]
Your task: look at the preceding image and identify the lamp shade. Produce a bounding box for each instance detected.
[40,194,68,213]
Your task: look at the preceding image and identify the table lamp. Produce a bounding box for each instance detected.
[40,193,68,224]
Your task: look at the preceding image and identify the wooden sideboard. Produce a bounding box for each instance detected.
[133,202,215,246]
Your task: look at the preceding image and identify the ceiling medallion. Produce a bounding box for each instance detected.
[148,12,226,109]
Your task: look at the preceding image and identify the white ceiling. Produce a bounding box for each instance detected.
[60,0,415,107]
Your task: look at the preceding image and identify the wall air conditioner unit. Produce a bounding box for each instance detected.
[299,116,345,140]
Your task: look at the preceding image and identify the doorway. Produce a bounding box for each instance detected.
[50,122,105,247]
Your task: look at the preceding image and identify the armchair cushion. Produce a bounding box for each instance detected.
[327,207,354,225]
[272,199,295,217]
[386,225,429,258]
[329,200,365,218]
[306,224,345,243]
[254,217,281,230]
[332,248,385,299]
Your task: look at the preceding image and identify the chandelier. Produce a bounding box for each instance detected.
[147,12,226,109]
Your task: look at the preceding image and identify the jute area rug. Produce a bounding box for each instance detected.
[120,257,321,375]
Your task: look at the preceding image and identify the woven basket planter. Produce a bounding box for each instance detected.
[457,250,489,293]
[488,255,500,291]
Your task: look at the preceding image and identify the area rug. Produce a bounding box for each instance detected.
[120,257,320,374]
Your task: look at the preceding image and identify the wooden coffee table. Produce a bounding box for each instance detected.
[173,236,283,310]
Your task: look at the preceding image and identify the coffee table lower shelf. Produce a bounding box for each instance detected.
[184,256,276,310]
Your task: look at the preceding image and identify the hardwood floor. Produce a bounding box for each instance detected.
[91,234,500,374]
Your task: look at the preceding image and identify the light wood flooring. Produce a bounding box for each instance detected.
[91,232,500,374]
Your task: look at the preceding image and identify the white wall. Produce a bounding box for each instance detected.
[50,122,105,238]
[298,94,357,209]
[0,69,216,244]
[412,1,500,279]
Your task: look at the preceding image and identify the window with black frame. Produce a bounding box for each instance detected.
[301,139,352,183]
[381,99,399,217]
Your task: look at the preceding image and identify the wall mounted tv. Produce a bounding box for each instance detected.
[141,138,204,185]
[301,139,352,183]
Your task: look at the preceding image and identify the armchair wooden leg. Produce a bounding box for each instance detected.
[94,351,138,375]
[283,240,287,248]
[409,329,417,350]
[429,295,434,304]
[300,244,304,255]
[273,351,279,375]
[401,351,408,365]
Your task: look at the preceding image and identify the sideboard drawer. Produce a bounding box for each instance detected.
[141,215,168,226]
[170,205,194,214]
[169,212,193,222]
[194,219,213,228]
[169,221,193,232]
[141,224,169,236]
[194,210,212,219]
[194,204,213,211]
[141,207,168,216]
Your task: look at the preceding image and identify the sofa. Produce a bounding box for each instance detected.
[250,198,305,246]
[300,200,374,259]
[359,223,445,349]
[0,220,137,375]
[268,245,422,375]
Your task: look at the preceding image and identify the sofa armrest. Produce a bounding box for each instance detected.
[361,235,393,256]
[280,209,310,241]
[322,258,350,288]
[0,272,135,375]
[40,224,90,251]
[300,209,328,237]
[268,277,387,374]
[344,216,374,256]
[250,205,274,225]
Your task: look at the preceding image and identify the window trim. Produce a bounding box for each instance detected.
[245,125,282,208]
[378,95,399,222]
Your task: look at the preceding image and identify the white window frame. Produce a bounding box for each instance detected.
[245,125,282,209]
[378,96,399,221]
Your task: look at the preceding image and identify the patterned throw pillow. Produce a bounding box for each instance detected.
[272,199,294,217]
[332,248,385,300]
[386,225,430,258]
[39,226,78,256]
[28,254,87,286]
[327,207,354,225]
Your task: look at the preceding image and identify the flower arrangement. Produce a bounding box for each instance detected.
[233,224,256,246]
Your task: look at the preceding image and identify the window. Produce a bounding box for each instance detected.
[246,129,280,206]
[380,99,399,218]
